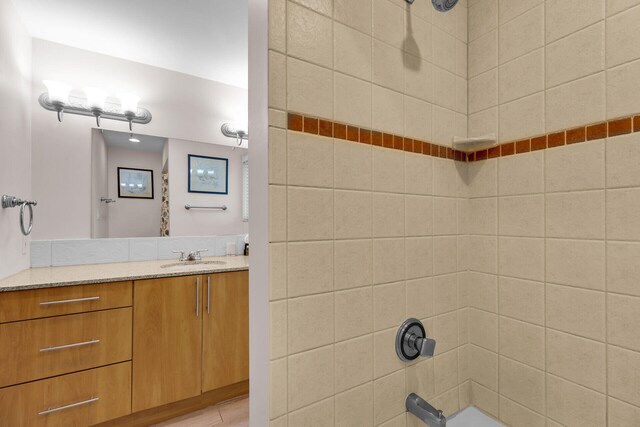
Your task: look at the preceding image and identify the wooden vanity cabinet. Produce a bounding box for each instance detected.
[132,270,248,412]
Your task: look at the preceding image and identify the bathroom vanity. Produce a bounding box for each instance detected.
[0,257,249,426]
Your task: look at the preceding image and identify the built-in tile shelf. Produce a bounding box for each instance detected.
[31,235,247,268]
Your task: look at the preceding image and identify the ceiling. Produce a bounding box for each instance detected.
[11,0,248,89]
[102,129,167,153]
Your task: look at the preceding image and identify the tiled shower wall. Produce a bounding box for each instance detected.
[465,0,640,425]
[267,0,471,425]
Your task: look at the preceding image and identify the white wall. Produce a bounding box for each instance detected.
[168,138,247,237]
[0,0,32,279]
[106,146,163,238]
[90,129,108,238]
[30,39,248,239]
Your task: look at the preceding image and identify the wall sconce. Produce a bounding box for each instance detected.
[221,123,249,146]
[39,81,152,130]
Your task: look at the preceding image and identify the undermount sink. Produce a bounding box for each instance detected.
[160,260,227,269]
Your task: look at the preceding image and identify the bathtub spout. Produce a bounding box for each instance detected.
[406,393,446,427]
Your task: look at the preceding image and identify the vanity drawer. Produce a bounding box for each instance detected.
[0,307,132,387]
[0,362,131,427]
[0,281,132,323]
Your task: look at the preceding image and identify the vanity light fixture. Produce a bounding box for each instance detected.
[128,135,140,143]
[221,123,249,146]
[39,81,152,130]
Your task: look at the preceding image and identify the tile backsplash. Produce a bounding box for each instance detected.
[31,234,248,268]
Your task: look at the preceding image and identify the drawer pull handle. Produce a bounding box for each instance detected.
[39,296,100,306]
[40,339,100,352]
[38,396,99,415]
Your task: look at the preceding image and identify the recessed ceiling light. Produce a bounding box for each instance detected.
[129,137,140,143]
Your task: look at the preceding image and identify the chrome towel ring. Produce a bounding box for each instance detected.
[2,195,37,236]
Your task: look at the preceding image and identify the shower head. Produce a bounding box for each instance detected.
[405,0,459,12]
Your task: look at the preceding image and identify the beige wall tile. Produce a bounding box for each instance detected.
[269,127,287,186]
[607,188,640,241]
[287,57,333,119]
[271,301,288,360]
[270,243,287,301]
[373,147,405,194]
[499,5,544,64]
[374,370,406,425]
[335,239,373,291]
[546,374,606,427]
[499,396,545,427]
[269,0,286,52]
[608,397,640,427]
[433,27,457,74]
[546,190,605,239]
[334,0,372,35]
[373,39,405,93]
[405,154,433,196]
[469,107,498,137]
[334,72,372,128]
[287,132,334,188]
[434,349,459,394]
[471,381,499,418]
[334,22,372,81]
[335,287,373,342]
[607,241,640,297]
[467,159,498,198]
[545,140,605,192]
[406,359,435,400]
[288,187,334,241]
[499,0,543,25]
[499,48,544,103]
[404,97,432,142]
[373,281,406,332]
[607,0,640,16]
[406,277,434,319]
[269,51,287,110]
[407,15,433,61]
[455,76,468,114]
[466,235,497,274]
[288,293,334,353]
[499,237,544,281]
[269,108,288,129]
[545,239,605,290]
[271,358,288,419]
[431,106,457,147]
[607,4,640,67]
[545,0,604,43]
[546,329,606,392]
[432,67,457,111]
[335,335,373,393]
[288,345,334,411]
[546,284,605,341]
[374,327,405,378]
[608,293,640,352]
[498,151,544,196]
[458,345,470,383]
[609,345,640,406]
[383,414,407,427]
[287,242,334,298]
[406,237,434,279]
[287,2,333,67]
[373,193,405,238]
[432,386,461,417]
[291,0,332,16]
[405,196,433,237]
[433,236,458,275]
[433,311,459,354]
[469,344,498,391]
[498,195,544,237]
[468,69,498,114]
[607,59,640,120]
[468,0,498,41]
[404,53,434,102]
[499,317,545,370]
[288,397,334,427]
[469,309,498,351]
[374,238,405,284]
[606,133,640,189]
[546,23,604,88]
[465,272,498,312]
[372,0,404,49]
[335,190,372,240]
[434,274,458,315]
[499,277,545,326]
[433,158,464,197]
[334,139,372,191]
[498,93,545,142]
[468,198,497,235]
[499,356,545,413]
[335,383,374,427]
[468,30,497,78]
[271,185,288,242]
[433,197,458,236]
[545,73,606,132]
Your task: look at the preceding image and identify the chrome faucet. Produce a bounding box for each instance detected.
[172,249,208,262]
[406,393,446,427]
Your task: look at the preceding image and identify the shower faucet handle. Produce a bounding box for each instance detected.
[415,336,437,358]
[396,318,437,362]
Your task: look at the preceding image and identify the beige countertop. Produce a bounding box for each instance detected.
[0,256,249,292]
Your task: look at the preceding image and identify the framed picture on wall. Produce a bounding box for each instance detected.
[188,154,228,194]
[117,167,154,199]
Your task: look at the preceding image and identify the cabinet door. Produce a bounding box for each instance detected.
[202,271,249,392]
[132,276,202,412]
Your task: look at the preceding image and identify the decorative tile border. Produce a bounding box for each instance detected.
[287,112,640,163]
[287,112,468,162]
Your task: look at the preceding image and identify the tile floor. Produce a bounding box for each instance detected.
[153,396,249,427]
